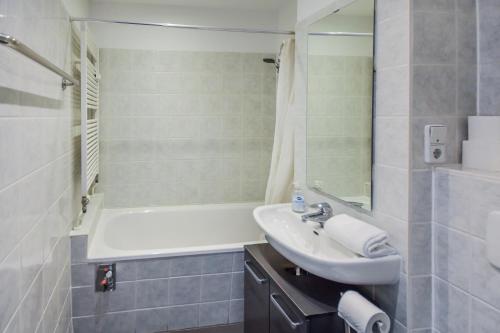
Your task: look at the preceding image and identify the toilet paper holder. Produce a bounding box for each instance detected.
[340,292,385,333]
[344,321,384,333]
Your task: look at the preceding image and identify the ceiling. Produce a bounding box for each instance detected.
[91,0,294,10]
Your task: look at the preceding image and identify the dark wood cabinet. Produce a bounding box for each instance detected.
[244,256,270,333]
[270,282,309,333]
[244,244,347,333]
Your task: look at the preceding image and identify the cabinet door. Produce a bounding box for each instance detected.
[270,283,309,333]
[244,255,270,333]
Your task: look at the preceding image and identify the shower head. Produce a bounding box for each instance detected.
[263,57,280,72]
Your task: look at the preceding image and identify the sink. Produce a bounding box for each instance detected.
[253,204,401,285]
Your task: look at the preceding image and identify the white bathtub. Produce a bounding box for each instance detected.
[85,201,265,262]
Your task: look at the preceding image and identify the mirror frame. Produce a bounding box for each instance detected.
[303,0,376,213]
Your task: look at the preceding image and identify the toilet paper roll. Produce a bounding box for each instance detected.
[338,291,390,333]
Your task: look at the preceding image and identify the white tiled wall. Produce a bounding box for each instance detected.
[409,0,477,331]
[295,0,480,332]
[433,168,500,333]
[0,0,80,332]
[477,0,500,116]
[98,49,276,208]
[307,55,372,198]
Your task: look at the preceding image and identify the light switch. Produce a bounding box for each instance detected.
[425,125,447,163]
[429,126,447,144]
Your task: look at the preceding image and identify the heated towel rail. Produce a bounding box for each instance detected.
[0,33,79,90]
[78,24,100,213]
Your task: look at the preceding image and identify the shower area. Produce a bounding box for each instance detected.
[98,46,278,208]
[70,2,296,332]
[97,47,281,208]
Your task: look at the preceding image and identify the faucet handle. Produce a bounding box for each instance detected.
[310,202,332,212]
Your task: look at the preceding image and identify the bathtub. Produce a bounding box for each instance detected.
[84,200,265,262]
[70,196,264,331]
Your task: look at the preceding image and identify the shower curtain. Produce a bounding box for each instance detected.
[265,38,295,204]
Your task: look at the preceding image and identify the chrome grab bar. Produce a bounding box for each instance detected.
[270,293,303,330]
[0,33,80,90]
[244,261,267,285]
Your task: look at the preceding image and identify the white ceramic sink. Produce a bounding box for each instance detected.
[253,204,401,285]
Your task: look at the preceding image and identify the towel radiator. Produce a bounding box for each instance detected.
[79,23,100,213]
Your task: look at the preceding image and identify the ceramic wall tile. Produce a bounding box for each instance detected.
[99,49,276,207]
[0,0,78,331]
[433,168,500,332]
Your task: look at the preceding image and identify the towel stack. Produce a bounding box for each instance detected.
[323,214,396,258]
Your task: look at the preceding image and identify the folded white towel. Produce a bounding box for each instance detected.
[324,214,396,258]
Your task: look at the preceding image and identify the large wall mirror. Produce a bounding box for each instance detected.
[306,0,375,211]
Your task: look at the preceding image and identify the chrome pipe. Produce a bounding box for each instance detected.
[70,17,296,35]
[0,33,80,89]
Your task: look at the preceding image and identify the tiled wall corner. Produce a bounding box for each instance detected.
[71,252,245,333]
[432,168,500,332]
[477,0,500,115]
[409,0,477,331]
[0,0,81,332]
[410,0,477,172]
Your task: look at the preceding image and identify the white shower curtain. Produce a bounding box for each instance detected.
[265,38,295,204]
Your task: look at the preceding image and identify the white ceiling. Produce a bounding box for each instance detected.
[91,0,294,10]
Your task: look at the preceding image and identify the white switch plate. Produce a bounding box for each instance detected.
[487,211,500,269]
[424,125,447,163]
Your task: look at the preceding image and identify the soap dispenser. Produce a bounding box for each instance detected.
[292,183,306,213]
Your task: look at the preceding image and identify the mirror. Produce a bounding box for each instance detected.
[306,0,375,211]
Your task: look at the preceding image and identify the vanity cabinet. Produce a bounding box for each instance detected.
[269,282,309,333]
[244,257,270,333]
[244,244,348,333]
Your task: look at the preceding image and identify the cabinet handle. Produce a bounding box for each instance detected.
[270,293,303,330]
[244,261,268,284]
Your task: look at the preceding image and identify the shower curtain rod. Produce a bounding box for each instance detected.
[309,32,373,37]
[70,18,295,35]
[70,18,373,37]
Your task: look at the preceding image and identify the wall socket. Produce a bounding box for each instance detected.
[424,124,447,164]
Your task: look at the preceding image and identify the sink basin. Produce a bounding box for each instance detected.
[253,204,401,285]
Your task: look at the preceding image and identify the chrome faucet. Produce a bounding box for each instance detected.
[301,202,333,227]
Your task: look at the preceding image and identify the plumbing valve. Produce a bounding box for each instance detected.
[95,264,116,292]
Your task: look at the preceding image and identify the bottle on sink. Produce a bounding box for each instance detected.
[291,183,306,213]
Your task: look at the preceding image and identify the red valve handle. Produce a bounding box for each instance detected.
[100,279,108,286]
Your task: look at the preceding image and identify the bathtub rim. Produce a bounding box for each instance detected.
[70,193,103,245]
[84,200,266,262]
[86,240,266,262]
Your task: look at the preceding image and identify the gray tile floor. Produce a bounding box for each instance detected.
[162,323,243,333]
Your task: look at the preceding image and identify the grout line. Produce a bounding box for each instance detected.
[36,261,71,333]
[0,151,70,196]
[0,183,71,266]
[71,269,241,288]
[71,298,241,318]
[7,243,70,333]
[434,222,485,242]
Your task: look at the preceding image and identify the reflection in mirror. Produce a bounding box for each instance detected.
[306,0,374,211]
